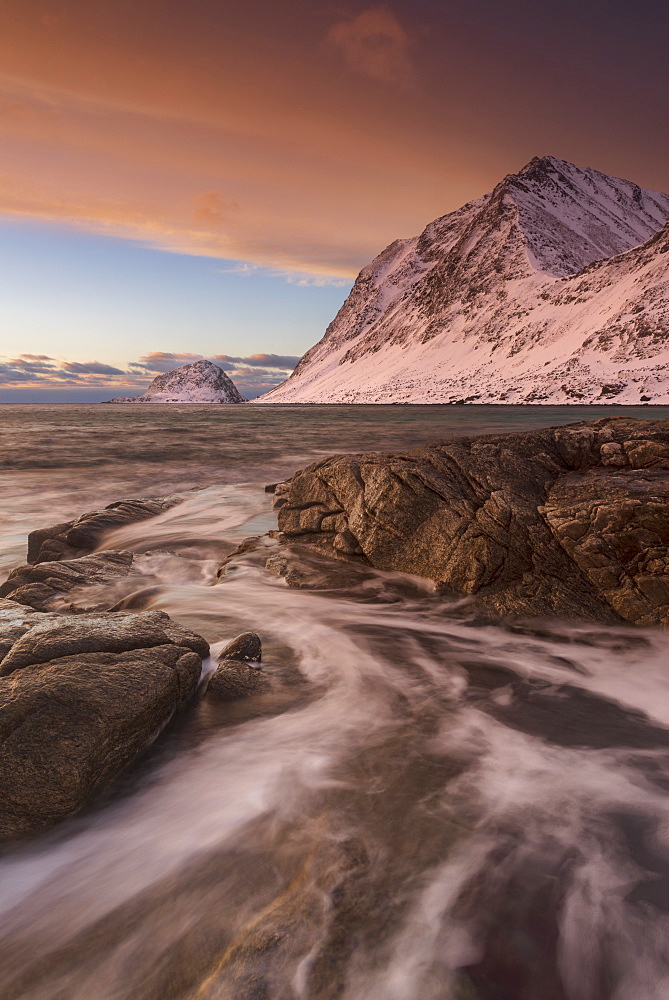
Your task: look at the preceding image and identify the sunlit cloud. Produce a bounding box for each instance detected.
[60,361,126,375]
[0,350,297,398]
[212,353,300,369]
[327,7,416,87]
[0,1,466,282]
[8,357,59,372]
[128,352,205,373]
[216,263,350,287]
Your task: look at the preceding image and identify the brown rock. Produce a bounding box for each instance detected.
[276,417,669,623]
[0,549,134,611]
[0,607,208,841]
[219,631,262,662]
[206,659,270,701]
[27,496,182,565]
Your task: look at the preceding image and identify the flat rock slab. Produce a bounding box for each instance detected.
[0,607,209,842]
[276,417,669,623]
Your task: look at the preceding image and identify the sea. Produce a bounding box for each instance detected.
[1,402,669,1000]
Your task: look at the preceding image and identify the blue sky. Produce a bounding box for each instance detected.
[0,220,351,399]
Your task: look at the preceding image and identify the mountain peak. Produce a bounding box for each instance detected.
[516,154,563,176]
[108,359,246,403]
[497,155,669,276]
[257,156,669,406]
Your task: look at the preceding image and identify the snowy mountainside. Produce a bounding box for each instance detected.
[108,360,246,403]
[256,156,669,404]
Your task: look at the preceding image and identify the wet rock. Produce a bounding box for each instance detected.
[266,544,379,590]
[107,585,166,611]
[0,550,134,611]
[0,600,61,661]
[217,534,279,579]
[27,496,182,565]
[206,659,270,701]
[544,467,669,626]
[216,536,263,578]
[0,608,209,677]
[0,608,209,841]
[219,631,262,662]
[269,481,292,510]
[206,631,269,700]
[276,417,669,623]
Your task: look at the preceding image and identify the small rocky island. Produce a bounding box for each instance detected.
[107,359,246,403]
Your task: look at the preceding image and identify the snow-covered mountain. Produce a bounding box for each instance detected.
[108,360,246,403]
[256,156,669,404]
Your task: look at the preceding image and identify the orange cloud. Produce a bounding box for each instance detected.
[193,191,238,226]
[327,8,415,87]
[0,2,487,278]
[0,0,665,283]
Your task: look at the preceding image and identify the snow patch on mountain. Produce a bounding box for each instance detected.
[256,156,669,405]
[108,360,246,403]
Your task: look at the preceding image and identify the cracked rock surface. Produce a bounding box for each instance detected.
[0,603,208,842]
[27,496,181,564]
[276,417,669,623]
[0,487,209,844]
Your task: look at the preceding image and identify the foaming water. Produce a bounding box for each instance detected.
[1,405,669,999]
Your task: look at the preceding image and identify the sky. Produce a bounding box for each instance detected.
[0,0,667,400]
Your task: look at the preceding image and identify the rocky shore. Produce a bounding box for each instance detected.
[272,417,669,625]
[0,494,268,844]
[3,416,669,845]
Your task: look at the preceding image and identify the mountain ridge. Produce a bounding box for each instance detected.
[256,156,669,404]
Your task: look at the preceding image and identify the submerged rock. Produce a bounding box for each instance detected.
[206,659,270,701]
[219,631,262,662]
[207,631,270,701]
[276,417,669,624]
[0,607,209,842]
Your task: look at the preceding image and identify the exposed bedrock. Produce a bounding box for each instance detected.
[27,495,182,564]
[0,603,209,842]
[275,417,669,624]
[0,549,135,611]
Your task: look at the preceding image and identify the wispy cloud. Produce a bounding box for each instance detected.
[327,8,416,87]
[212,353,300,369]
[61,361,125,375]
[216,263,349,287]
[128,352,204,373]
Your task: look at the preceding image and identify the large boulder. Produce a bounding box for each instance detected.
[275,418,669,623]
[27,496,181,564]
[0,604,209,841]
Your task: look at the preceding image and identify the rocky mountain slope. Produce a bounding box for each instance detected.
[257,157,669,404]
[109,359,245,403]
